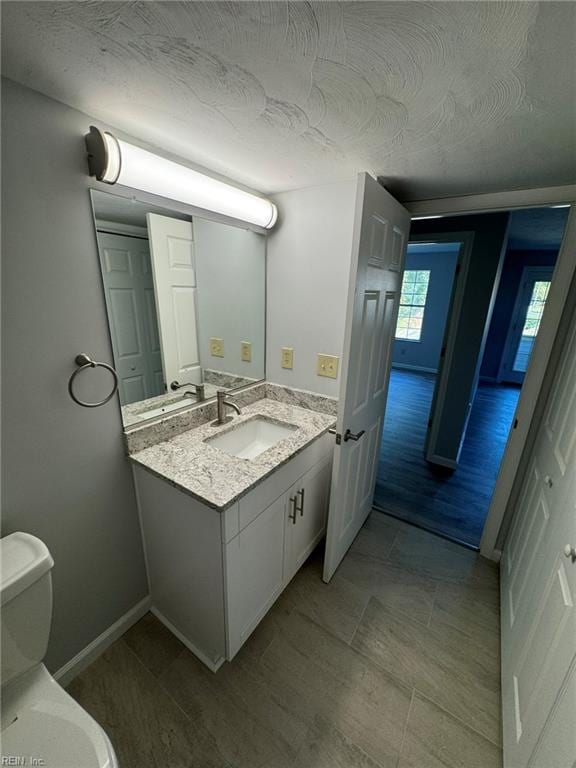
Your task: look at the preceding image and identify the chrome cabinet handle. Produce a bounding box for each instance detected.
[344,429,365,442]
[289,496,297,524]
[564,545,576,561]
[296,488,305,516]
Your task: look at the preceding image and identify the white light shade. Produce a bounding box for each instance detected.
[86,127,277,229]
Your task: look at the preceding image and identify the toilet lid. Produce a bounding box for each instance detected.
[2,694,117,768]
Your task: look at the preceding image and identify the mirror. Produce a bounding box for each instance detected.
[90,190,266,427]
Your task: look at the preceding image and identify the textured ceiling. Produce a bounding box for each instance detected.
[3,1,575,199]
[507,206,570,250]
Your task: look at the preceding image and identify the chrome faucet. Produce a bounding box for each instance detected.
[171,380,206,401]
[216,390,241,424]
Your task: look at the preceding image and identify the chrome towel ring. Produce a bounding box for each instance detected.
[68,353,119,408]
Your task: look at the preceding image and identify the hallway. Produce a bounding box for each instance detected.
[373,369,521,547]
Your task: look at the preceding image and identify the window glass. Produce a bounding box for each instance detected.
[395,269,431,341]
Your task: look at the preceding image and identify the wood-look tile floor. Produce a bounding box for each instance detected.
[374,369,521,548]
[68,513,502,768]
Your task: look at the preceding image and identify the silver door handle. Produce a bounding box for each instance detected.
[289,496,297,524]
[564,545,576,561]
[296,488,305,516]
[344,429,365,442]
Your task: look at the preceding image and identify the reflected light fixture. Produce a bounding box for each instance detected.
[85,126,278,229]
[411,215,443,220]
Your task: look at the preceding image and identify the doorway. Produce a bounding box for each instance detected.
[373,205,570,548]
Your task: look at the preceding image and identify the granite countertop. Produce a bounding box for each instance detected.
[130,398,336,510]
[122,383,222,428]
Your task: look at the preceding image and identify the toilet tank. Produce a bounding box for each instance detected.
[1,533,54,687]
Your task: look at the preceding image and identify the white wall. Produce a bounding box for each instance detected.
[1,79,150,671]
[195,218,266,380]
[266,181,357,397]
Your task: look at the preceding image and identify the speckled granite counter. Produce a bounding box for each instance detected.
[130,398,336,510]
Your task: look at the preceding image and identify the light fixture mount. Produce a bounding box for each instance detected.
[84,126,278,229]
[85,127,121,183]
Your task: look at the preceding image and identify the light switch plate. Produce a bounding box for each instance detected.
[210,337,224,357]
[281,347,294,370]
[317,353,339,379]
[240,341,252,362]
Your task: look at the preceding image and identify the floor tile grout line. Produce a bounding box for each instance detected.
[347,592,371,646]
[119,636,209,736]
[427,582,440,628]
[395,687,416,768]
[413,686,503,750]
[155,643,189,681]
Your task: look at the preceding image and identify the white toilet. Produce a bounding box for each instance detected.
[1,532,119,767]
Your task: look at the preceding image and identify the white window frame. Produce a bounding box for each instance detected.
[395,269,431,342]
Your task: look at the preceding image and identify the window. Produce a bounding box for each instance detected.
[395,270,430,341]
[512,280,551,372]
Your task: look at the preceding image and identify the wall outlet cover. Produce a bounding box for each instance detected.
[240,341,252,362]
[210,337,224,357]
[317,353,339,379]
[281,347,294,370]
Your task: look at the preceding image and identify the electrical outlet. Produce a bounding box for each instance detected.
[281,347,294,370]
[317,353,339,379]
[240,341,252,362]
[210,337,224,357]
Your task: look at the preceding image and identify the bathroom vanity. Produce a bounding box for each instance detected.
[130,394,335,671]
[89,184,338,672]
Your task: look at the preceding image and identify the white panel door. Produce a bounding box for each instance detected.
[501,304,576,767]
[98,232,164,404]
[146,213,201,386]
[323,174,410,582]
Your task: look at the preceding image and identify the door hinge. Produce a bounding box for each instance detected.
[440,346,447,358]
[428,418,433,429]
[455,262,461,276]
[513,418,518,429]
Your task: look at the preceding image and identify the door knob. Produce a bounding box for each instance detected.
[563,545,576,561]
[344,429,366,442]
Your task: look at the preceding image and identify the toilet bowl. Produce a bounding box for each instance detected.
[1,532,119,767]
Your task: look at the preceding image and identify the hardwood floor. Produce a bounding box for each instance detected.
[68,514,502,768]
[373,368,521,548]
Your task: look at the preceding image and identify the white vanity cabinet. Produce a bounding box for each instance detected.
[133,432,333,671]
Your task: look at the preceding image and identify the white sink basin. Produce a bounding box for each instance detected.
[206,416,297,460]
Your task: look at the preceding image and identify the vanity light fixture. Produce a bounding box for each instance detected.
[85,126,278,230]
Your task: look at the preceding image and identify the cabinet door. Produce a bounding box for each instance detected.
[225,494,286,659]
[285,457,332,584]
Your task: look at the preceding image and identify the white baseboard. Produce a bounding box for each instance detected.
[392,363,438,374]
[151,607,225,673]
[54,596,151,687]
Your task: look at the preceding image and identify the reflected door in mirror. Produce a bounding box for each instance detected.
[99,232,164,404]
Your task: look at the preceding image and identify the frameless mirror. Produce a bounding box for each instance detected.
[90,190,266,427]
